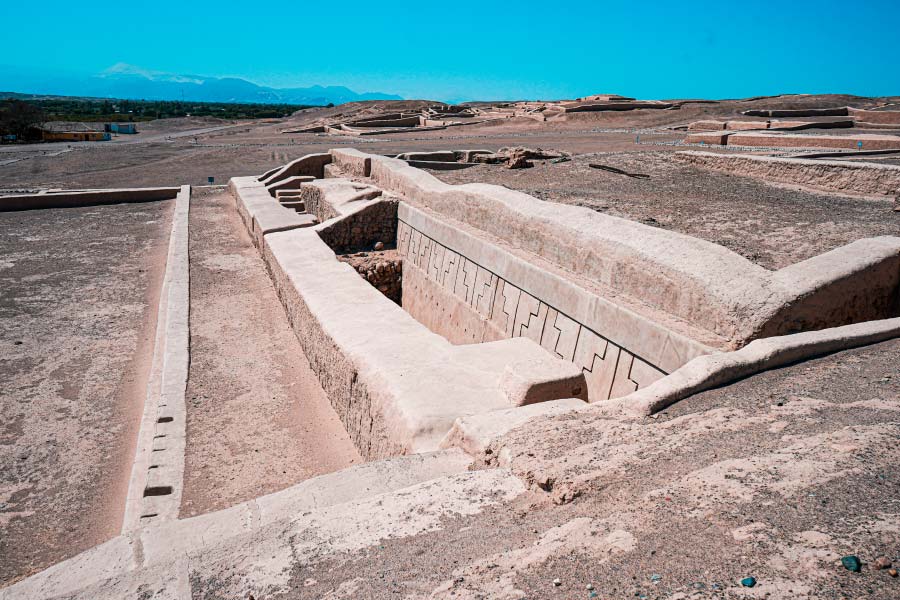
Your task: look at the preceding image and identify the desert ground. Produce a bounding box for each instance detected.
[1,94,898,598]
[0,200,172,584]
[2,94,897,191]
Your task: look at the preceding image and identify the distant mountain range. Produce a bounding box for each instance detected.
[0,63,403,106]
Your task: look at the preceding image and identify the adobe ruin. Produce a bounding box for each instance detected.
[2,94,899,600]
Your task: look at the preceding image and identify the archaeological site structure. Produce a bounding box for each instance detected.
[1,93,899,599]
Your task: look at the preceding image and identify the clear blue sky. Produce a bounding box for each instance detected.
[4,0,899,101]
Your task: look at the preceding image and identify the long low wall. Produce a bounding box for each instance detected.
[726,132,900,151]
[675,150,900,196]
[229,177,318,248]
[397,204,711,401]
[331,149,900,348]
[347,116,421,128]
[230,176,588,459]
[848,108,900,125]
[687,120,854,133]
[685,132,900,150]
[0,187,179,211]
[743,107,849,118]
[561,101,673,113]
[122,185,191,530]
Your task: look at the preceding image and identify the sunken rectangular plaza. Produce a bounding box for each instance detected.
[1,94,899,599]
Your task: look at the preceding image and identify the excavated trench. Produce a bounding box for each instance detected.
[314,198,674,404]
[179,190,360,517]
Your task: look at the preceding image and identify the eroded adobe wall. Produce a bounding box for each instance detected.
[260,232,409,460]
[338,251,403,305]
[396,206,693,402]
[317,197,398,254]
[345,148,900,352]
[727,132,900,151]
[675,151,900,196]
[849,107,900,125]
[401,255,507,345]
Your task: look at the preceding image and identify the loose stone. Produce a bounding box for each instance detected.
[841,555,862,572]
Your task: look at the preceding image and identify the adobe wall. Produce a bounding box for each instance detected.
[561,101,673,113]
[260,153,331,185]
[688,120,728,131]
[849,107,900,125]
[355,149,752,345]
[333,149,900,349]
[727,132,900,151]
[0,187,179,211]
[743,107,849,118]
[352,113,405,122]
[259,230,405,459]
[686,131,900,149]
[684,131,731,145]
[675,151,900,196]
[402,263,507,345]
[348,116,421,128]
[230,173,588,459]
[396,203,711,401]
[229,177,318,248]
[686,120,853,134]
[318,197,398,253]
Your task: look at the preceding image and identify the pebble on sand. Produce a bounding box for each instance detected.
[841,555,862,572]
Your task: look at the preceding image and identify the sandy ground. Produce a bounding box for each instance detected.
[179,189,360,518]
[2,95,899,596]
[432,152,900,269]
[0,129,677,190]
[0,200,173,586]
[1,93,896,192]
[247,339,899,599]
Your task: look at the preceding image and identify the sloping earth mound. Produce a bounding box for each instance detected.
[182,339,899,599]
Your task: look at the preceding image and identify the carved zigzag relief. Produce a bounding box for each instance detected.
[395,219,668,401]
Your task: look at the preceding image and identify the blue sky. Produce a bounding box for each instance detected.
[3,0,899,101]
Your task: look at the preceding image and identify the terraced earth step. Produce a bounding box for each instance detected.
[2,450,474,600]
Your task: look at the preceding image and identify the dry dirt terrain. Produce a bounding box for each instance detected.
[0,200,173,586]
[2,94,897,191]
[181,189,360,517]
[261,340,899,600]
[1,94,899,598]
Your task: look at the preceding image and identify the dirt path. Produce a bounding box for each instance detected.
[0,200,173,587]
[180,190,360,517]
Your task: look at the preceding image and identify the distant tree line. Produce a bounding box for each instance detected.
[0,100,46,140]
[0,97,315,137]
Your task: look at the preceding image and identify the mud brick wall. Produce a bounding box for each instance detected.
[397,214,672,403]
[338,251,403,304]
[318,198,398,254]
